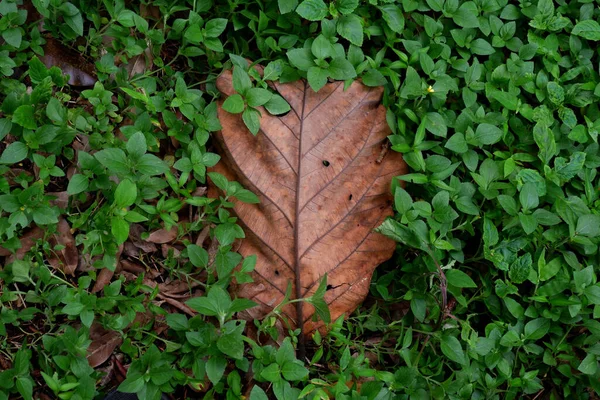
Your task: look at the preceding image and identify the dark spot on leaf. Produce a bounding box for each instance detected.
[322,160,330,167]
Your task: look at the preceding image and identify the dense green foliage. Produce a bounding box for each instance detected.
[0,0,599,399]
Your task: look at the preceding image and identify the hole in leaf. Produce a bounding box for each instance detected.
[322,160,330,167]
[326,284,333,291]
[274,270,280,276]
[348,194,353,201]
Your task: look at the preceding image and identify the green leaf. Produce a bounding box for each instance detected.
[16,377,33,400]
[337,0,358,14]
[223,94,245,114]
[11,260,30,282]
[111,218,130,244]
[576,214,600,237]
[425,112,447,137]
[2,28,22,48]
[519,183,539,211]
[188,244,208,267]
[246,88,273,107]
[483,217,499,246]
[400,67,422,98]
[233,67,252,95]
[136,154,169,176]
[572,20,600,41]
[287,48,316,71]
[475,123,503,145]
[67,174,89,195]
[114,179,137,208]
[328,58,357,80]
[490,91,518,111]
[46,97,66,124]
[265,95,291,115]
[234,189,260,204]
[208,172,229,192]
[278,0,298,14]
[276,338,296,365]
[311,35,334,59]
[261,363,281,382]
[119,376,145,393]
[184,25,203,43]
[281,361,309,381]
[446,270,477,288]
[362,69,386,87]
[126,132,147,159]
[0,142,28,164]
[453,2,479,28]
[379,4,405,33]
[445,133,468,153]
[206,355,227,385]
[410,297,426,322]
[546,82,564,105]
[242,107,261,135]
[12,105,36,129]
[307,67,329,92]
[440,335,466,365]
[61,3,83,36]
[205,18,228,38]
[337,14,363,46]
[394,187,413,214]
[32,207,59,225]
[249,386,269,400]
[296,0,328,21]
[584,285,600,305]
[539,257,561,281]
[95,148,130,175]
[471,39,495,55]
[524,318,550,340]
[509,253,532,284]
[533,123,557,164]
[217,333,244,359]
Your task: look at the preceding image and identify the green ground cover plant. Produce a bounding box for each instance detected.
[0,0,599,399]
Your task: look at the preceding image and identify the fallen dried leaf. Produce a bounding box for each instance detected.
[91,244,122,293]
[195,224,211,247]
[47,191,70,209]
[91,268,114,293]
[47,218,78,275]
[87,327,122,368]
[214,69,407,334]
[146,226,178,244]
[6,168,33,186]
[40,37,96,87]
[129,224,158,253]
[2,226,45,261]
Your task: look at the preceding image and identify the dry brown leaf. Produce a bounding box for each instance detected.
[87,330,122,368]
[40,37,96,87]
[47,191,70,209]
[91,268,114,293]
[3,226,45,261]
[146,226,178,244]
[47,218,78,275]
[129,224,158,253]
[213,69,407,334]
[90,245,123,293]
[6,168,33,186]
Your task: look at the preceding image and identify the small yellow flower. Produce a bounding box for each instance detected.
[427,85,435,93]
